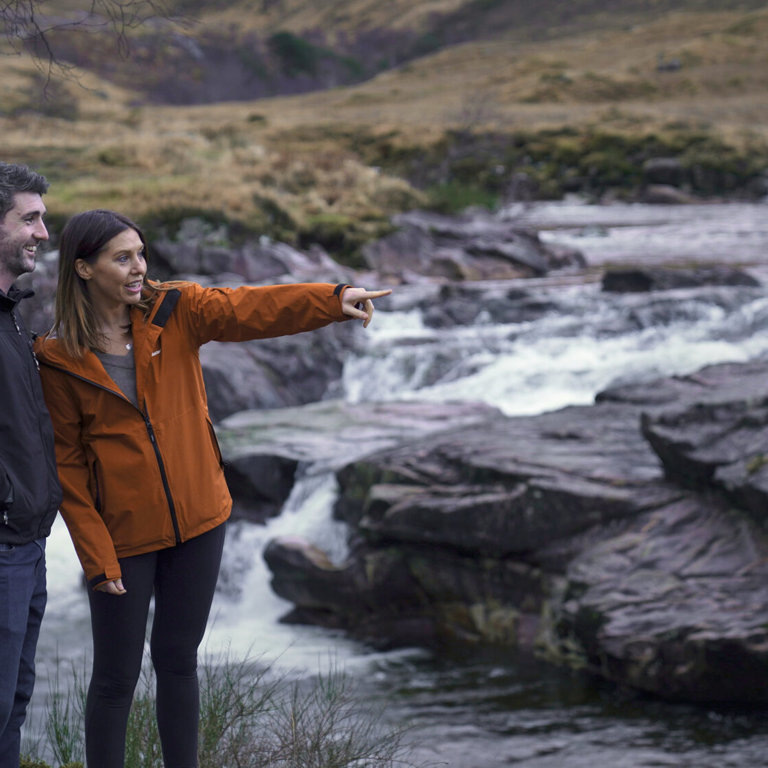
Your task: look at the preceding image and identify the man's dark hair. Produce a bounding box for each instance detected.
[0,162,49,221]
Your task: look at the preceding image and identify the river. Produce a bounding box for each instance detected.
[25,199,768,766]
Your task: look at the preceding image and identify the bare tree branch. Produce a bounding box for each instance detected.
[1,0,179,81]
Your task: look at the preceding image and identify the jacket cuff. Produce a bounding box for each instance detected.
[88,573,109,590]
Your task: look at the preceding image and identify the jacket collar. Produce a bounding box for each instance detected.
[35,288,179,396]
[0,285,34,311]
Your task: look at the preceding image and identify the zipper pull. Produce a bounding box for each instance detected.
[11,309,40,370]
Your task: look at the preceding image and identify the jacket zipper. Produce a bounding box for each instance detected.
[10,308,39,371]
[41,364,182,543]
[143,408,181,544]
[7,308,44,528]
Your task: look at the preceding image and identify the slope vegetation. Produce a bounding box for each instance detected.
[1,0,766,258]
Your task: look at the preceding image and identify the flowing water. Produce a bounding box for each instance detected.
[26,200,768,766]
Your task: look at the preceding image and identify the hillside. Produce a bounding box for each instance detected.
[1,0,767,259]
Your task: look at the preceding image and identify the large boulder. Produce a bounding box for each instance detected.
[362,209,585,283]
[639,358,768,521]
[551,494,768,703]
[201,321,354,422]
[217,399,500,522]
[150,218,356,284]
[257,359,768,703]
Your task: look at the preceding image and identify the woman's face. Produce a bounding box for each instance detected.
[76,228,147,313]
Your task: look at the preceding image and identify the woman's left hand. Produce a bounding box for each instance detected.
[341,287,392,328]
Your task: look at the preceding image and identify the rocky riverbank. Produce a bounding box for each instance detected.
[223,356,768,704]
[18,201,768,704]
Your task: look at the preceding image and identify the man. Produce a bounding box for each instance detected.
[0,162,62,767]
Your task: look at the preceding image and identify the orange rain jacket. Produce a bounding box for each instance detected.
[36,281,350,588]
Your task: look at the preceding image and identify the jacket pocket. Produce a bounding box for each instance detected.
[90,460,103,513]
[206,419,224,467]
[0,467,13,511]
[1,468,14,530]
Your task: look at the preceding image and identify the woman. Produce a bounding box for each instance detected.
[35,209,390,768]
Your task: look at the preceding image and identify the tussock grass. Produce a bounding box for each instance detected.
[22,651,426,768]
[1,5,767,257]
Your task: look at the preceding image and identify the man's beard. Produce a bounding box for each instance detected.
[0,239,41,279]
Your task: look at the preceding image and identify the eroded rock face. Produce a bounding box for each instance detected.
[639,359,768,523]
[200,322,353,422]
[552,495,768,703]
[257,359,768,704]
[362,209,586,282]
[217,399,501,522]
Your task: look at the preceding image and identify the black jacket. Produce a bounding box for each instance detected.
[0,286,61,544]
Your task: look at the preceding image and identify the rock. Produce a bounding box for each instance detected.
[264,396,677,647]
[201,322,353,422]
[551,495,768,703]
[643,158,685,187]
[601,266,760,293]
[257,359,768,703]
[362,209,585,282]
[422,283,559,328]
[639,184,697,204]
[224,453,298,523]
[333,403,677,553]
[640,359,768,521]
[217,399,501,473]
[150,218,356,284]
[218,398,500,525]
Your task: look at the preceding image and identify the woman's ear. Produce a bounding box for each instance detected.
[74,259,92,280]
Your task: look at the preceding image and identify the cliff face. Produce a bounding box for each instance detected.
[259,358,768,704]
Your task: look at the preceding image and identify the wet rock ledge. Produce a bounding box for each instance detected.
[222,358,768,705]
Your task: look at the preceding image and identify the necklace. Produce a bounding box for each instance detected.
[102,323,133,352]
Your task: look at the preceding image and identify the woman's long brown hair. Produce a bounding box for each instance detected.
[49,209,166,358]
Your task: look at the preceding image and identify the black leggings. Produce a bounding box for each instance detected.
[85,523,226,768]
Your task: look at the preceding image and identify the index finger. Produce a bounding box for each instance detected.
[358,289,392,300]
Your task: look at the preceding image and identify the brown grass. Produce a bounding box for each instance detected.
[1,6,767,231]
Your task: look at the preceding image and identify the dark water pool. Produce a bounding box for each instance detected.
[365,648,768,768]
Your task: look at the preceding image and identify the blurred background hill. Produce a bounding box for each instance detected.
[2,0,767,259]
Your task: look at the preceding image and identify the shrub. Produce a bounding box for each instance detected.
[25,651,424,768]
[426,181,499,214]
[268,32,321,77]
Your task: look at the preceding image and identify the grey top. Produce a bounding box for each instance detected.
[95,348,139,409]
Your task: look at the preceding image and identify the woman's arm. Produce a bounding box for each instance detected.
[175,282,391,346]
[38,368,124,589]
